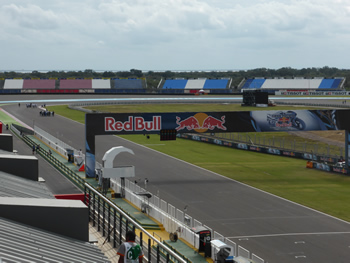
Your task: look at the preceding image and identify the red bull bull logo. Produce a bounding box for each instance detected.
[175,113,226,132]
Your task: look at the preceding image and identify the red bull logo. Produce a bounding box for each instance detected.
[277,116,292,127]
[175,113,226,132]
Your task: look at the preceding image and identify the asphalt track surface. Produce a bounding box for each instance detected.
[2,94,350,263]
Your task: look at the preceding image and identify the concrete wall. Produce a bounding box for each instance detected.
[0,197,89,242]
[0,134,13,152]
[0,155,38,181]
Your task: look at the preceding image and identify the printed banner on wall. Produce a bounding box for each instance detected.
[85,109,350,177]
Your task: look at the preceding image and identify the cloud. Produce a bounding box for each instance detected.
[2,4,59,30]
[0,0,350,70]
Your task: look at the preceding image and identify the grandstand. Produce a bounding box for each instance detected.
[0,76,346,95]
[23,79,56,89]
[60,79,92,89]
[162,78,230,92]
[240,77,345,91]
[113,78,144,89]
[92,79,111,89]
[0,78,147,94]
[4,79,24,89]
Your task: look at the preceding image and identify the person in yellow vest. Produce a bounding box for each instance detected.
[117,231,144,263]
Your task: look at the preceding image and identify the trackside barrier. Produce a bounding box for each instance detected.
[252,254,265,263]
[111,178,265,263]
[23,128,266,263]
[238,246,250,259]
[34,126,84,158]
[10,124,22,137]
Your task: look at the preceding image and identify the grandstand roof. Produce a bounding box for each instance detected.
[0,171,54,199]
[0,216,110,263]
[0,171,110,262]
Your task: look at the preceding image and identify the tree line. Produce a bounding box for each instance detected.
[1,67,349,89]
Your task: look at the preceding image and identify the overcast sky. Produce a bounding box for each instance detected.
[1,0,349,71]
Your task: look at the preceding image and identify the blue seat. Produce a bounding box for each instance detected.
[203,79,228,89]
[114,79,143,89]
[163,79,188,89]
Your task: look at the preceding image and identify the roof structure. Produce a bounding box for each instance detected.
[0,171,54,199]
[0,216,110,263]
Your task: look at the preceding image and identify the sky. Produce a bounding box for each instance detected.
[1,0,350,72]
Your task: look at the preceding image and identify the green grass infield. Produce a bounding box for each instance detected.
[47,104,350,222]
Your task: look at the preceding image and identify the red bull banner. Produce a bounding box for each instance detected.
[85,110,350,177]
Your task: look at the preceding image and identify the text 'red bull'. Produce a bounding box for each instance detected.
[105,116,161,132]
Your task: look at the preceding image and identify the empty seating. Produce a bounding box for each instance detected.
[92,79,111,89]
[113,78,143,89]
[23,79,55,89]
[241,79,253,89]
[241,78,344,90]
[163,79,188,89]
[203,79,229,89]
[4,79,23,89]
[263,79,322,89]
[319,78,343,89]
[184,79,206,89]
[59,79,92,89]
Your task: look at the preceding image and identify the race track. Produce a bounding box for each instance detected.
[2,94,350,263]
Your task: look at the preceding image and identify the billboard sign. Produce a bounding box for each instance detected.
[85,109,350,177]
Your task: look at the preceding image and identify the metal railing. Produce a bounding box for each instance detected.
[21,134,190,263]
[22,129,266,262]
[85,184,189,263]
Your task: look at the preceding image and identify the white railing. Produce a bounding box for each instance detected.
[111,177,265,263]
[34,125,85,159]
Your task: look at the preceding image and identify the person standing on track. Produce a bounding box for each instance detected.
[117,231,144,263]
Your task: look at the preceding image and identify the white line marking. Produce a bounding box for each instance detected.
[0,108,33,130]
[227,231,350,239]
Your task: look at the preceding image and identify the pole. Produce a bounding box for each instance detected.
[345,130,349,169]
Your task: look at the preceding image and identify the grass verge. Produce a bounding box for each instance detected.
[47,104,350,222]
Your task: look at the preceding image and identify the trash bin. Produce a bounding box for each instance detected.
[66,149,74,163]
[192,226,211,257]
